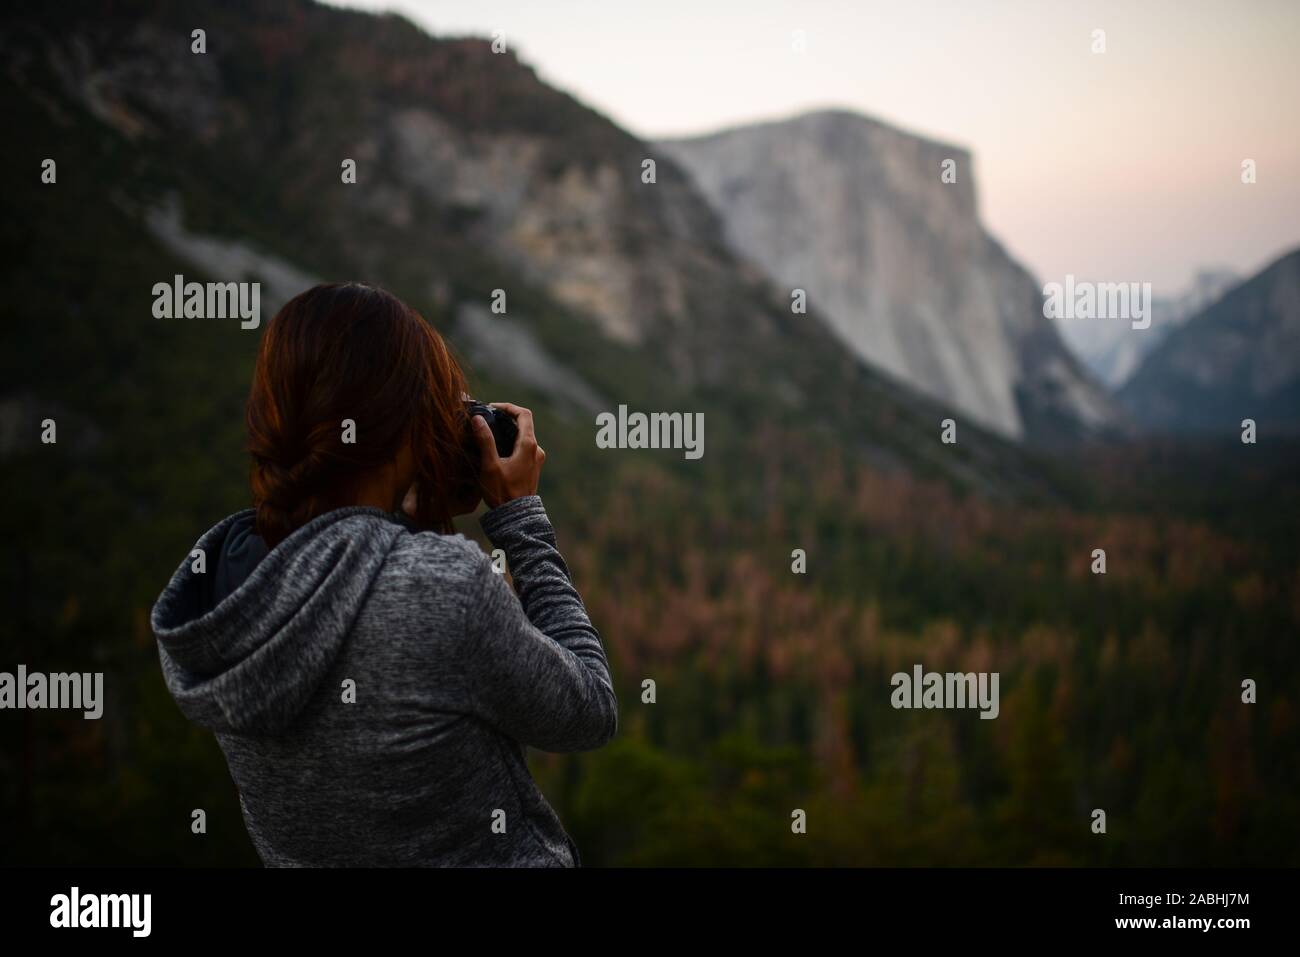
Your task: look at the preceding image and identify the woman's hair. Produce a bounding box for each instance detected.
[247,282,470,548]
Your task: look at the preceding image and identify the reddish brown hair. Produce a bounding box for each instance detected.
[247,283,471,548]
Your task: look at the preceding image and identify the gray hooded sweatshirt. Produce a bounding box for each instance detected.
[150,495,617,867]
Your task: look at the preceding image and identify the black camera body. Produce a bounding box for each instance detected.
[464,400,518,459]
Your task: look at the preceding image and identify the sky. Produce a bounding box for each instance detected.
[330,0,1300,299]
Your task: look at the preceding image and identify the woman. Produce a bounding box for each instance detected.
[150,282,617,867]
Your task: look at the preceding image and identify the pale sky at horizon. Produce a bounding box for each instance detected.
[330,0,1300,298]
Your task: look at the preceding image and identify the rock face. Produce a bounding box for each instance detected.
[658,111,1120,441]
[0,0,1083,502]
[1058,268,1239,387]
[1120,251,1300,433]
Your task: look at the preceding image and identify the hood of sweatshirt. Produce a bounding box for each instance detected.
[151,506,407,736]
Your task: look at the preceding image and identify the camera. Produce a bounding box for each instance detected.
[464,400,518,459]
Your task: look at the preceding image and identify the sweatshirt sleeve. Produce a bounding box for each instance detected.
[460,495,618,752]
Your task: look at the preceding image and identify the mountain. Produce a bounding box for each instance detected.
[1056,268,1239,387]
[657,111,1121,443]
[1120,250,1300,433]
[0,0,1066,503]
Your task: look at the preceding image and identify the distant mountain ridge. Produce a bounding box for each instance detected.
[1120,250,1300,433]
[1057,268,1239,387]
[658,111,1122,442]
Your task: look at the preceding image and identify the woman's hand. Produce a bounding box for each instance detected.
[471,402,545,508]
